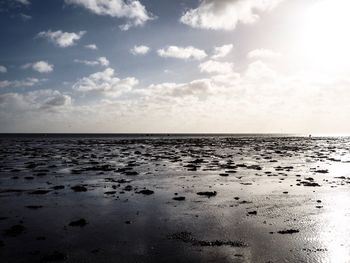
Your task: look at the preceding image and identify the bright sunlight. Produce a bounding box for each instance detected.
[299,0,350,73]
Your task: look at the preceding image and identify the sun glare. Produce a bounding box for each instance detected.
[298,0,350,73]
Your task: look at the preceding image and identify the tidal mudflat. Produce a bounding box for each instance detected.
[0,135,350,262]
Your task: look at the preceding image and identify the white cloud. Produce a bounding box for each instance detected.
[0,65,7,73]
[85,44,98,50]
[130,45,150,55]
[247,49,282,59]
[157,46,207,60]
[37,30,86,48]
[245,60,277,80]
[19,13,32,21]
[32,61,54,73]
[212,44,234,59]
[39,90,72,110]
[3,63,350,133]
[22,62,53,73]
[146,79,213,100]
[136,61,277,105]
[0,78,43,89]
[65,0,154,30]
[199,60,234,74]
[74,60,99,66]
[74,56,110,67]
[180,0,284,30]
[73,67,139,97]
[15,0,30,5]
[98,57,110,66]
[0,90,71,112]
[21,64,31,69]
[22,61,54,73]
[0,81,11,88]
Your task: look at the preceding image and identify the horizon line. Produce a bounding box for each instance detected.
[1,132,348,137]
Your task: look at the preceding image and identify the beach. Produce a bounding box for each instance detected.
[0,135,350,262]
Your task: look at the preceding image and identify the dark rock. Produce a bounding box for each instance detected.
[277,229,299,234]
[41,251,67,262]
[168,231,246,247]
[26,163,37,169]
[123,185,133,191]
[197,240,246,247]
[71,185,87,192]
[4,225,25,237]
[35,172,47,177]
[85,164,114,172]
[136,189,154,195]
[315,170,328,174]
[125,171,138,176]
[335,176,346,179]
[247,165,262,170]
[25,205,43,209]
[117,179,132,184]
[305,177,314,181]
[301,181,321,187]
[173,196,186,201]
[69,218,88,227]
[51,185,65,190]
[24,176,34,180]
[247,211,257,215]
[197,191,217,198]
[104,191,116,195]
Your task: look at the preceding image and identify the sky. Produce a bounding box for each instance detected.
[1,0,350,134]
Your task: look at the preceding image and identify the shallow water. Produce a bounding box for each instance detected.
[0,135,350,262]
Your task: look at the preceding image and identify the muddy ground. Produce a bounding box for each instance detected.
[0,135,349,262]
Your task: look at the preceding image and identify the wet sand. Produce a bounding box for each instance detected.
[0,135,350,262]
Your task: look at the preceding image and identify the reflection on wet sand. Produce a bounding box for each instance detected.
[0,135,350,262]
[319,191,350,263]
